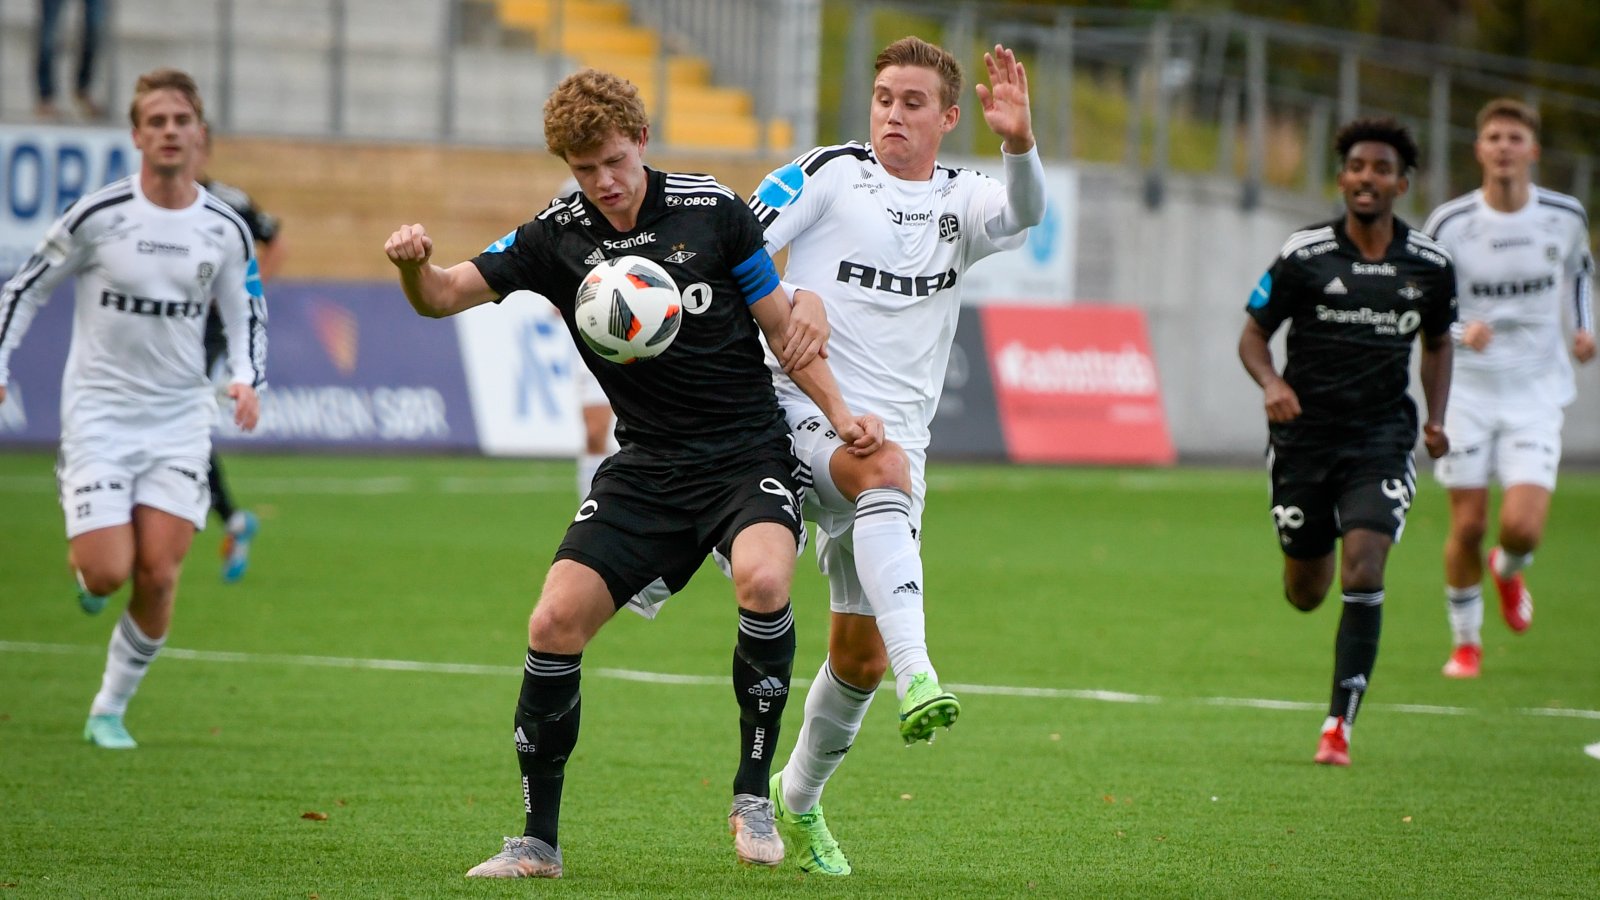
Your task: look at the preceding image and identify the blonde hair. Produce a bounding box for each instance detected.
[543,69,649,159]
[1476,98,1540,138]
[129,68,204,127]
[875,36,963,110]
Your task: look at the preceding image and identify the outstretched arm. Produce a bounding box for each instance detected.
[384,223,498,318]
[976,44,1046,237]
[749,289,882,456]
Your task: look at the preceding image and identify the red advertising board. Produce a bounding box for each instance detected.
[981,305,1175,465]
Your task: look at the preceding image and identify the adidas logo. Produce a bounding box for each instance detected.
[746,675,788,698]
[1323,277,1348,294]
[514,726,535,753]
[892,581,922,595]
[583,249,605,266]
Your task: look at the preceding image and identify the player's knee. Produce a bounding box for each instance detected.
[1450,517,1488,548]
[859,442,911,492]
[1284,586,1325,612]
[1497,516,1543,554]
[733,563,792,613]
[1340,558,1385,594]
[77,562,128,598]
[131,559,179,599]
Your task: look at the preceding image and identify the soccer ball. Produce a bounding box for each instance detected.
[574,255,683,364]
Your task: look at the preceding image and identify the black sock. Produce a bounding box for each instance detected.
[1330,590,1383,725]
[209,451,235,522]
[515,649,582,848]
[731,604,795,797]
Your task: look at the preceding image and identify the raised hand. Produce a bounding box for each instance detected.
[974,44,1034,153]
[385,223,434,270]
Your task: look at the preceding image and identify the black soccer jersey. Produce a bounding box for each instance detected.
[1246,217,1457,447]
[472,167,788,466]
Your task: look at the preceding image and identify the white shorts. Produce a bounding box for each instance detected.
[783,400,926,617]
[57,448,211,539]
[1434,395,1563,491]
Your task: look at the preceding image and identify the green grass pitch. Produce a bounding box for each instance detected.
[2,451,1598,897]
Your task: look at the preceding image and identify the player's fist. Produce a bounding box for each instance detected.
[1462,320,1492,352]
[385,224,433,268]
[228,383,261,432]
[1262,379,1301,423]
[1574,329,1595,363]
[1422,422,1448,459]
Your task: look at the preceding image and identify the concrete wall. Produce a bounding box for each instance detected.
[1076,164,1600,464]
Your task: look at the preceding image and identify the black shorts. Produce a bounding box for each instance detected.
[554,436,805,609]
[1267,440,1417,559]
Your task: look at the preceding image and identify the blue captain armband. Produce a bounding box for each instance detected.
[732,250,780,304]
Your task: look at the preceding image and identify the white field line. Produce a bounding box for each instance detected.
[4,640,1596,721]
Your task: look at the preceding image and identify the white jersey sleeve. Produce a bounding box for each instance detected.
[749,142,1041,449]
[0,192,100,385]
[204,194,269,389]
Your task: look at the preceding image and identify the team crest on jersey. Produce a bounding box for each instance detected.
[196,262,215,291]
[1546,244,1560,262]
[664,246,696,263]
[1398,283,1422,300]
[939,213,960,243]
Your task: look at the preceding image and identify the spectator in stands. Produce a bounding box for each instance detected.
[35,0,108,120]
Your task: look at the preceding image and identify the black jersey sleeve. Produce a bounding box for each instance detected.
[470,220,553,300]
[721,201,781,304]
[1246,255,1300,333]
[1421,260,1459,338]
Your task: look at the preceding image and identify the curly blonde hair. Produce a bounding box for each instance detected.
[875,36,963,110]
[543,69,649,159]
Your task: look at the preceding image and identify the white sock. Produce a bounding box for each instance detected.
[1493,547,1533,578]
[576,453,605,498]
[850,488,933,697]
[780,659,875,814]
[1445,585,1484,647]
[90,612,166,717]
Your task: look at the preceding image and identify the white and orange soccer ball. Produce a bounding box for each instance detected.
[574,255,683,364]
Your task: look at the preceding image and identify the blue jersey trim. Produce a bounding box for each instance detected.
[483,229,517,254]
[755,163,805,209]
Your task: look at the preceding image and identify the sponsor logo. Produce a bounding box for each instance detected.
[1323,277,1348,294]
[836,261,957,297]
[556,211,572,225]
[887,208,934,226]
[72,480,123,495]
[1381,478,1413,527]
[99,290,205,319]
[582,248,606,266]
[666,194,718,207]
[311,302,359,375]
[1272,504,1305,530]
[602,232,656,251]
[168,465,201,482]
[483,229,516,254]
[1295,239,1339,259]
[137,239,189,256]
[1407,242,1447,266]
[939,213,960,243]
[852,180,885,195]
[574,499,598,522]
[514,726,535,753]
[756,163,805,208]
[993,342,1158,396]
[1351,262,1395,276]
[759,477,798,521]
[893,581,922,595]
[1469,275,1555,297]
[1313,305,1420,335]
[1491,236,1532,250]
[746,675,788,698]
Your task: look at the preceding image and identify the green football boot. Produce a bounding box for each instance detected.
[769,771,850,875]
[83,714,137,749]
[898,673,960,744]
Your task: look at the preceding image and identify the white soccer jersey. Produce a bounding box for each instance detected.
[750,142,1044,450]
[1424,186,1594,407]
[0,176,266,454]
